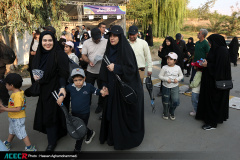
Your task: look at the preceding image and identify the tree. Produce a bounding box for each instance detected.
[127,0,188,38]
[126,0,152,31]
[208,11,226,33]
[0,0,69,41]
[197,0,216,20]
[156,0,187,37]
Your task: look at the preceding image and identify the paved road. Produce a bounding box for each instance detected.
[0,62,240,159]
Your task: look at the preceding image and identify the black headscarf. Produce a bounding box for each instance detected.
[228,37,239,64]
[100,27,141,87]
[186,37,195,55]
[229,37,239,49]
[80,32,90,44]
[33,31,69,84]
[160,36,181,66]
[206,34,231,80]
[207,34,227,53]
[145,25,153,46]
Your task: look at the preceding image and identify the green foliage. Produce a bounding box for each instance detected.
[156,0,187,37]
[197,0,216,20]
[127,0,188,38]
[208,11,226,33]
[0,0,69,37]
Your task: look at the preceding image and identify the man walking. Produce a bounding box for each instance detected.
[128,25,152,84]
[82,28,108,116]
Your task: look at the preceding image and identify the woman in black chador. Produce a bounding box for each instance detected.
[99,25,144,150]
[185,37,195,76]
[32,31,69,151]
[228,37,239,66]
[145,25,153,46]
[157,36,181,96]
[196,34,231,130]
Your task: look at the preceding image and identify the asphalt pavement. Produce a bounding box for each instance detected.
[0,61,240,160]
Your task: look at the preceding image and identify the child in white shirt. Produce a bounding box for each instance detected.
[159,52,183,120]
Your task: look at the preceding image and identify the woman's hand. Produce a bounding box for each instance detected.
[107,63,114,72]
[58,88,66,98]
[33,75,40,81]
[31,51,36,56]
[57,96,64,106]
[174,79,178,83]
[159,46,163,52]
[202,59,207,67]
[167,79,171,83]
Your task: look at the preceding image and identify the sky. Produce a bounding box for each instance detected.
[187,0,239,16]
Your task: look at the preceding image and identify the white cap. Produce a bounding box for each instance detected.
[64,41,74,48]
[167,52,178,60]
[78,44,83,48]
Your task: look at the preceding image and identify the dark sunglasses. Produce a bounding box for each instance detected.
[84,35,88,37]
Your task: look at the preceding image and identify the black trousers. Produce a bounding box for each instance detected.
[72,112,91,150]
[85,71,104,107]
[46,125,58,146]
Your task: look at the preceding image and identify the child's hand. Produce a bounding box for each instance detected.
[103,87,109,96]
[167,79,171,83]
[101,87,109,97]
[174,79,178,83]
[57,96,64,106]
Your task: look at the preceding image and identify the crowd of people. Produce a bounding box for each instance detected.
[0,21,239,152]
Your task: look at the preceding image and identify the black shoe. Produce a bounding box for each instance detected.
[99,115,102,120]
[85,130,95,144]
[95,105,102,114]
[202,124,216,130]
[45,144,56,152]
[74,148,81,153]
[186,74,190,77]
[157,92,162,97]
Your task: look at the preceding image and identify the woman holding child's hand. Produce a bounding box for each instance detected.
[99,25,144,150]
[32,30,69,152]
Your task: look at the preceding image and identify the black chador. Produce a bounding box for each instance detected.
[99,26,144,150]
[196,34,231,127]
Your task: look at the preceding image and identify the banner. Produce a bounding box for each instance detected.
[84,5,126,15]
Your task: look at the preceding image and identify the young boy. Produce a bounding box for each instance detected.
[0,73,36,151]
[159,52,183,120]
[57,68,108,152]
[189,61,203,116]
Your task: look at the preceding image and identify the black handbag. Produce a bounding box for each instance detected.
[103,55,138,104]
[52,91,87,140]
[24,81,40,97]
[215,80,233,90]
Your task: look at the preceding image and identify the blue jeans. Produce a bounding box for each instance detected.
[161,86,180,116]
[191,92,199,112]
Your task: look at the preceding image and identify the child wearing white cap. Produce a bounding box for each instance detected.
[64,41,79,65]
[158,52,183,120]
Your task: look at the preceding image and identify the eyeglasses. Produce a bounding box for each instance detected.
[84,35,88,37]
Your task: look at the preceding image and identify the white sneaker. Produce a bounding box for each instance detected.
[189,111,196,116]
[85,130,95,144]
[162,114,168,120]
